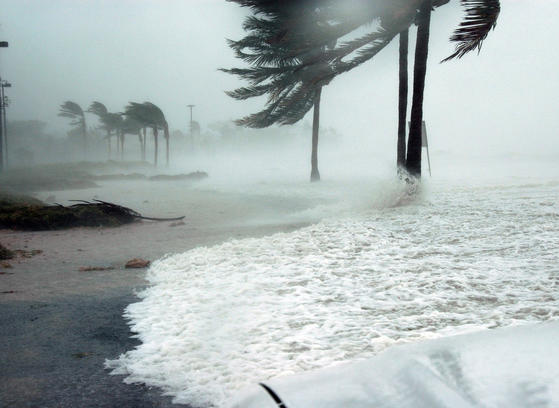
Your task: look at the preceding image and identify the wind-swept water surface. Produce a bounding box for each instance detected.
[106,157,559,407]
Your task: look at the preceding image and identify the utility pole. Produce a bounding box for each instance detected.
[0,40,8,172]
[187,104,195,137]
[0,78,3,172]
[1,81,11,168]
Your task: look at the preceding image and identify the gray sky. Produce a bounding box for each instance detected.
[1,0,558,157]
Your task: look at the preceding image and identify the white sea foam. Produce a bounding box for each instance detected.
[106,173,559,407]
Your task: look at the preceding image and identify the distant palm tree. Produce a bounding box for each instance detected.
[59,101,87,160]
[124,102,169,166]
[88,101,116,159]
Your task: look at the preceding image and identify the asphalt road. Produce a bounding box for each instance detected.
[0,289,190,408]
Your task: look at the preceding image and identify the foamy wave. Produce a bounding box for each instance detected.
[106,181,559,407]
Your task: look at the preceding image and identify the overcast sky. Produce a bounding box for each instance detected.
[1,0,558,157]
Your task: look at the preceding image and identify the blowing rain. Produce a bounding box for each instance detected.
[1,1,558,407]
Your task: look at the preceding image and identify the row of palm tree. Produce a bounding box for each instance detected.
[58,100,170,166]
[224,0,501,182]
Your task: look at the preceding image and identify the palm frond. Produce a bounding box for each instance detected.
[58,101,84,118]
[59,101,86,128]
[442,0,500,62]
[87,101,108,116]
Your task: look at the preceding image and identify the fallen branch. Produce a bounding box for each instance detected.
[89,200,185,221]
[0,199,185,231]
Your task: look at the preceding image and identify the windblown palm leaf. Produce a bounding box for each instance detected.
[442,0,501,62]
[59,100,88,158]
[58,101,85,127]
[225,0,500,127]
[87,101,121,134]
[224,0,430,128]
[223,0,346,127]
[87,101,108,118]
[124,102,166,129]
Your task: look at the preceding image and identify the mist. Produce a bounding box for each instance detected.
[1,0,558,177]
[2,2,559,407]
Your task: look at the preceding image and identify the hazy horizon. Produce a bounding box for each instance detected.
[1,0,558,164]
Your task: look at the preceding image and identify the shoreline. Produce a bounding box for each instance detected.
[0,183,314,407]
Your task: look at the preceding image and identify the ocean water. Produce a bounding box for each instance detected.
[106,156,559,407]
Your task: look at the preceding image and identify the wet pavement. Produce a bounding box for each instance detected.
[0,290,190,407]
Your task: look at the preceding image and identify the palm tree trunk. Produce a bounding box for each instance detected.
[153,127,159,167]
[310,87,322,182]
[82,121,87,161]
[107,130,111,160]
[116,131,120,157]
[397,29,409,171]
[406,0,432,178]
[138,131,143,161]
[142,127,147,161]
[120,133,125,161]
[165,123,170,167]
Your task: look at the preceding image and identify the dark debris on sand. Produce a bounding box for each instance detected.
[0,199,184,231]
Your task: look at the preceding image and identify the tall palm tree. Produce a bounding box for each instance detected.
[406,0,500,178]
[406,0,432,177]
[59,101,87,160]
[223,1,335,182]
[227,0,501,180]
[88,101,115,159]
[124,102,169,167]
[310,87,322,182]
[397,29,409,171]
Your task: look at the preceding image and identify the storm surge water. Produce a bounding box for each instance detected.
[106,157,559,408]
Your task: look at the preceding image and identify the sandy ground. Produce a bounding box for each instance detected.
[0,180,314,407]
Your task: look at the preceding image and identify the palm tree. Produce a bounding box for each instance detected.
[88,101,118,159]
[405,0,432,177]
[310,88,322,182]
[405,0,501,177]
[397,29,409,171]
[227,0,501,180]
[124,102,169,167]
[59,101,87,160]
[223,1,335,182]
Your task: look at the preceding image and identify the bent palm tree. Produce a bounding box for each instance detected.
[397,29,409,171]
[124,102,169,167]
[227,0,501,179]
[59,101,87,160]
[406,0,432,177]
[223,1,336,182]
[88,101,119,159]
